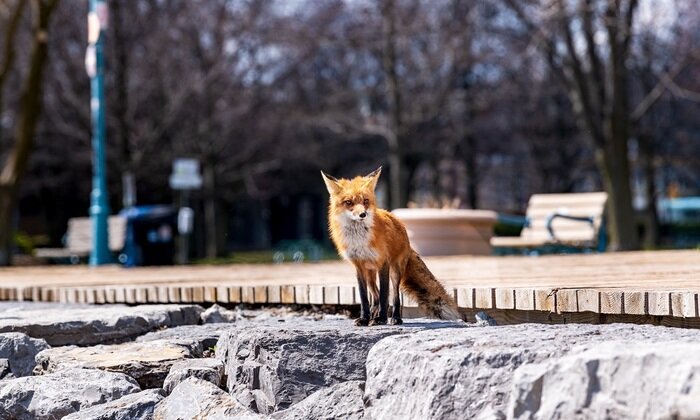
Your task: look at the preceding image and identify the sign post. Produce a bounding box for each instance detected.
[86,0,111,266]
[169,159,202,264]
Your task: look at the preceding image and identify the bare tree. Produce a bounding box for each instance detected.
[0,0,58,265]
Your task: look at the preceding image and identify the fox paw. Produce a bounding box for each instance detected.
[390,317,403,325]
[354,318,370,326]
[368,318,387,326]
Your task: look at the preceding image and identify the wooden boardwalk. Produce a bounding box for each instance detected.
[0,250,698,323]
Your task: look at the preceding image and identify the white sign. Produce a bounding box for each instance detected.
[169,158,203,190]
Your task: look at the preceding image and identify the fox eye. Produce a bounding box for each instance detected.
[343,200,353,206]
[363,199,369,206]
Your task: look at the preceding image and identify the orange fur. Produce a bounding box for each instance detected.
[321,167,461,323]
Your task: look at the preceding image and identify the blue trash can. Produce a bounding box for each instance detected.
[119,205,177,267]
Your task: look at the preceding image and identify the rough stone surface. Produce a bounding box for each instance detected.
[34,339,199,389]
[0,332,50,378]
[154,377,262,420]
[217,318,463,414]
[0,367,140,419]
[163,357,225,394]
[364,323,700,420]
[136,323,234,353]
[271,380,366,420]
[201,304,239,323]
[509,342,700,420]
[0,304,203,346]
[63,389,164,420]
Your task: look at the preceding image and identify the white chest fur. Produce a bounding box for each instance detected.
[337,215,377,261]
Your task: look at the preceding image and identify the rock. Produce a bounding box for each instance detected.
[509,342,700,420]
[217,318,463,414]
[0,304,203,346]
[154,377,263,419]
[34,339,200,389]
[475,311,497,326]
[363,323,700,420]
[271,380,366,420]
[0,367,140,419]
[63,389,164,420]
[201,304,239,323]
[0,332,49,378]
[163,358,225,394]
[136,323,234,353]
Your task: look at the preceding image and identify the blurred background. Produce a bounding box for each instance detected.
[1,0,698,266]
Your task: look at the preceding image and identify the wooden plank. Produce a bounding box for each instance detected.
[600,290,623,314]
[281,285,296,304]
[179,287,192,303]
[325,286,340,305]
[216,286,230,303]
[228,286,241,303]
[241,286,255,304]
[157,286,170,303]
[309,285,324,305]
[670,292,697,318]
[295,285,310,304]
[457,287,474,309]
[125,288,137,304]
[146,286,158,303]
[556,289,578,313]
[648,291,670,316]
[105,288,116,304]
[577,289,600,313]
[191,287,205,303]
[135,287,148,304]
[204,286,217,303]
[535,289,555,312]
[254,286,268,304]
[495,288,515,310]
[267,285,281,303]
[85,288,96,304]
[115,288,127,303]
[474,288,494,309]
[623,291,646,315]
[515,289,534,311]
[338,286,355,305]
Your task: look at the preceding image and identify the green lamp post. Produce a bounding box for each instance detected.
[86,0,111,265]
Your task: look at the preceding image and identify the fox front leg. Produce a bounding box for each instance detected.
[354,269,371,326]
[369,264,390,326]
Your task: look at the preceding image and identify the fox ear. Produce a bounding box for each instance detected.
[364,166,382,191]
[321,171,341,195]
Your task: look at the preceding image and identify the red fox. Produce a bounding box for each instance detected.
[321,167,461,326]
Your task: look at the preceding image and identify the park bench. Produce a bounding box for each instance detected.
[35,216,126,263]
[491,192,608,254]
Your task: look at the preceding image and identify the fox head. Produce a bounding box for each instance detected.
[321,167,382,222]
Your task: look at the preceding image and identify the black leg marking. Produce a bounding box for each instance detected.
[370,264,390,326]
[390,277,403,325]
[355,270,370,326]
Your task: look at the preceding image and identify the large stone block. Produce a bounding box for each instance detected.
[63,389,164,420]
[0,367,140,419]
[0,304,203,346]
[271,380,366,420]
[363,323,700,419]
[0,332,50,378]
[162,357,225,394]
[34,339,199,388]
[217,319,463,414]
[509,342,700,420]
[154,377,262,420]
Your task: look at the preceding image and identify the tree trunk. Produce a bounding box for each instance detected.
[203,162,219,259]
[381,0,405,209]
[0,0,59,266]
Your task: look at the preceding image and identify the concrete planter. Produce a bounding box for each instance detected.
[392,209,498,256]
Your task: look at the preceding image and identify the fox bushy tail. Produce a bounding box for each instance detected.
[401,251,461,320]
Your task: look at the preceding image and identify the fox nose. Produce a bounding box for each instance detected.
[359,212,367,219]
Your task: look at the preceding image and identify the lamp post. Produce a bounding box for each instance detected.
[86,0,111,265]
